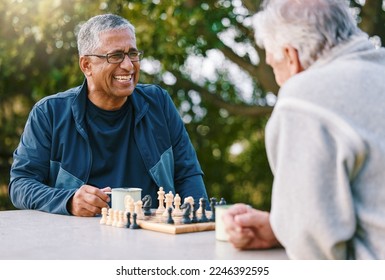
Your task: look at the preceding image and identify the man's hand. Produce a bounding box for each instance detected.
[67,185,111,217]
[222,203,281,250]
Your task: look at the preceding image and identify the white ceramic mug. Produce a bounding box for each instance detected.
[215,204,232,241]
[111,188,142,211]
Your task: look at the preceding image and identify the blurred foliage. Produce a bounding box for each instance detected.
[1,0,384,211]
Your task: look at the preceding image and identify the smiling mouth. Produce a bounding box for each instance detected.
[114,75,133,81]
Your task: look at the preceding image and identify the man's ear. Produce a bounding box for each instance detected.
[283,45,304,75]
[79,56,92,77]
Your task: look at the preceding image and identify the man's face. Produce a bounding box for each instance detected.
[265,51,292,87]
[82,28,140,108]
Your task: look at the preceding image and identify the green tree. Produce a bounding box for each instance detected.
[1,0,384,210]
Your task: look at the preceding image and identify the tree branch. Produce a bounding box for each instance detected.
[170,71,273,117]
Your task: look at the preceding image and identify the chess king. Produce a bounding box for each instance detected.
[9,13,208,216]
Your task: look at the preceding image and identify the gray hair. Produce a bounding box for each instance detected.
[253,0,362,69]
[77,14,136,55]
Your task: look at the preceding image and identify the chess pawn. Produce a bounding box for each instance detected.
[117,211,125,228]
[100,207,108,224]
[135,200,144,220]
[209,197,217,222]
[156,186,166,214]
[123,210,129,225]
[198,198,209,223]
[106,208,114,226]
[112,209,119,227]
[166,207,174,224]
[173,194,183,216]
[130,213,140,229]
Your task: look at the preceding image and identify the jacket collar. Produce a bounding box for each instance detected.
[71,80,149,129]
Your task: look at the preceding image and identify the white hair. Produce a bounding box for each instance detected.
[77,14,136,56]
[253,0,362,69]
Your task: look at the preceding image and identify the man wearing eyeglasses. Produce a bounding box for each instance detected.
[9,14,208,216]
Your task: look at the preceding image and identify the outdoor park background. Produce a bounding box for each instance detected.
[1,0,384,211]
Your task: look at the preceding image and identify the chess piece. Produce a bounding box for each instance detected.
[156,187,166,214]
[209,197,217,222]
[106,208,113,226]
[166,207,174,224]
[181,202,192,224]
[191,204,198,223]
[100,207,108,224]
[112,209,119,227]
[198,198,209,223]
[196,198,203,214]
[163,191,174,217]
[173,194,183,216]
[184,196,194,210]
[130,213,140,229]
[135,200,144,219]
[126,212,131,228]
[124,195,133,210]
[117,210,125,228]
[219,197,227,205]
[142,195,152,216]
[127,197,135,215]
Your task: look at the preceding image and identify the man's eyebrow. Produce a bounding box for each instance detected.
[108,47,139,53]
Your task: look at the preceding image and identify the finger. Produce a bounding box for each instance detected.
[101,186,112,193]
[228,228,254,249]
[234,209,268,228]
[225,203,251,216]
[74,186,108,215]
[222,204,249,229]
[83,185,110,207]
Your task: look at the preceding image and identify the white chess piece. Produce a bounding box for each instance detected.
[112,209,119,227]
[156,186,166,214]
[163,191,174,217]
[128,197,135,215]
[100,207,108,224]
[106,208,114,226]
[196,198,203,214]
[135,200,144,220]
[117,211,125,228]
[173,194,183,216]
[124,195,133,211]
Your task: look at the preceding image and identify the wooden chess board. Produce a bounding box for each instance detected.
[137,211,215,234]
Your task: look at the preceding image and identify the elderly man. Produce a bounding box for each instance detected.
[223,0,385,259]
[9,14,208,216]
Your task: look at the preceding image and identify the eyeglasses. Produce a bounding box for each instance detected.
[85,50,144,64]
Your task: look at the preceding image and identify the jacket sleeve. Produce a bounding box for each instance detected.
[9,105,75,215]
[266,98,366,259]
[163,91,208,204]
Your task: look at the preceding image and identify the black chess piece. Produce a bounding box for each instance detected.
[166,207,174,224]
[130,213,140,229]
[180,202,191,224]
[219,197,227,205]
[209,197,216,222]
[198,198,209,223]
[142,195,152,216]
[126,212,131,228]
[191,203,198,223]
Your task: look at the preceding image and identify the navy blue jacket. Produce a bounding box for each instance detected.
[9,81,207,214]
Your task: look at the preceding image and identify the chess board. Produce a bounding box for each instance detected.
[137,211,215,234]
